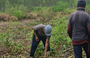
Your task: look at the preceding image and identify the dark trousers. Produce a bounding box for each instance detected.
[30,34,50,57]
[73,42,90,58]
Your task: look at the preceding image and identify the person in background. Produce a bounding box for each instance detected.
[30,24,52,58]
[67,0,90,58]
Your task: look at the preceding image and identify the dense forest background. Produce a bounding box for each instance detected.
[0,0,77,11]
[0,0,90,12]
[0,0,90,20]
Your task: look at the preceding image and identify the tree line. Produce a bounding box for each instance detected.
[0,0,90,12]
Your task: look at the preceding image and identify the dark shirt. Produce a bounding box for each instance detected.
[34,24,46,37]
[68,8,90,42]
[34,24,51,39]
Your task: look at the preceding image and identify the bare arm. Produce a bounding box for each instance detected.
[34,30,39,41]
[45,39,49,58]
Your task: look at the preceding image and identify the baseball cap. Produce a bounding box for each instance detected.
[44,25,52,36]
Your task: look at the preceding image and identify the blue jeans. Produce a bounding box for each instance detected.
[30,34,50,57]
[73,42,90,58]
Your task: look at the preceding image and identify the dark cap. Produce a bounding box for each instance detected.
[77,0,86,7]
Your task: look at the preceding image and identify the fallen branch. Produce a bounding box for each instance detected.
[63,47,73,53]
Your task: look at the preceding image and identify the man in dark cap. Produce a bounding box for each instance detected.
[67,0,90,58]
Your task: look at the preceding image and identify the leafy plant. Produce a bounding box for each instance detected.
[10,43,24,55]
[53,1,68,12]
[85,5,90,14]
[34,6,42,11]
[50,15,71,45]
[11,10,22,19]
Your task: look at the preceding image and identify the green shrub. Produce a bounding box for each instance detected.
[18,5,28,12]
[64,8,75,14]
[0,33,11,47]
[85,5,90,14]
[53,1,68,12]
[11,11,22,19]
[34,6,42,11]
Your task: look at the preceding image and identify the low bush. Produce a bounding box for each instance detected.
[85,5,90,14]
[53,1,68,12]
[34,6,42,11]
[11,11,22,19]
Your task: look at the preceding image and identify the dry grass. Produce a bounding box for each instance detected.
[10,16,18,21]
[0,13,18,21]
[26,13,37,19]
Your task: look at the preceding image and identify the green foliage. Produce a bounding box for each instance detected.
[27,45,31,49]
[0,33,11,47]
[52,1,68,12]
[1,0,90,13]
[85,5,90,14]
[34,6,42,11]
[4,4,28,19]
[14,5,28,12]
[4,0,12,14]
[62,45,66,50]
[5,0,10,9]
[11,11,22,19]
[50,15,71,45]
[0,21,33,55]
[10,43,24,55]
[0,33,24,55]
[27,20,43,26]
[64,8,75,14]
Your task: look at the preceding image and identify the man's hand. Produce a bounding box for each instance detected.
[45,52,47,58]
[36,37,39,41]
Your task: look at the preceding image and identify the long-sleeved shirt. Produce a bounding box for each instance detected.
[67,8,90,45]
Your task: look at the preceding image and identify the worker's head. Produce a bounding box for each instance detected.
[44,25,52,36]
[77,0,86,8]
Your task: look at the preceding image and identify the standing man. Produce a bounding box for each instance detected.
[67,0,90,58]
[30,24,52,58]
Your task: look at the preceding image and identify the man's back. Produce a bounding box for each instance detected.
[68,9,90,41]
[67,0,90,58]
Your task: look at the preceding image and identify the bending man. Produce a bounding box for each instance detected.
[30,24,52,58]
